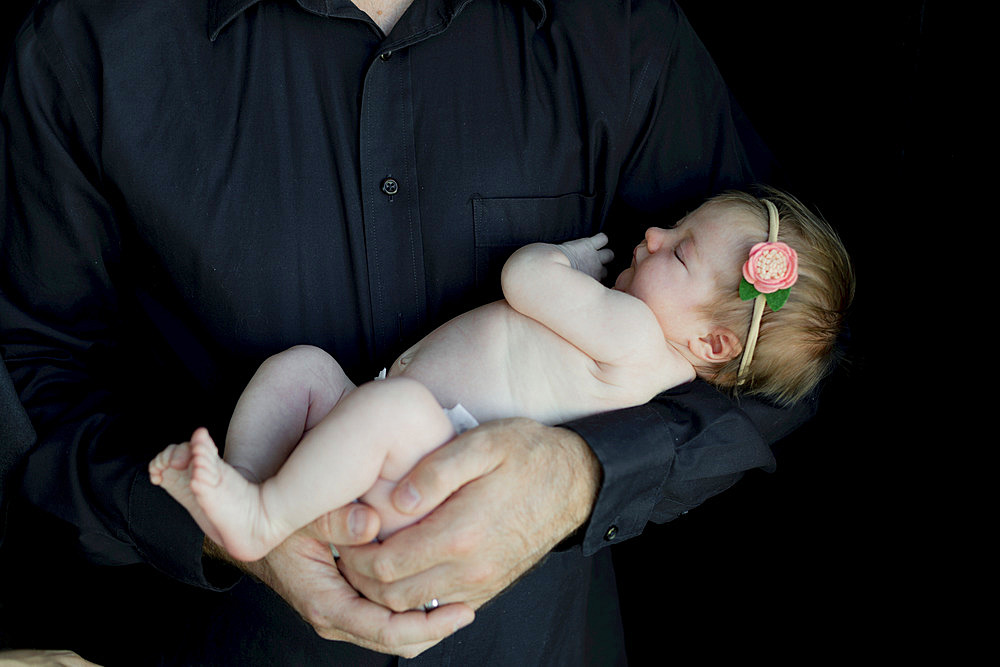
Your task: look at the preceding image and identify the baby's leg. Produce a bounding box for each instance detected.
[151,345,355,558]
[260,377,457,540]
[183,426,284,560]
[225,345,356,482]
[184,377,455,560]
[356,382,460,538]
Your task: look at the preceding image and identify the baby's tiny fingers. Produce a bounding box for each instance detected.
[588,232,609,249]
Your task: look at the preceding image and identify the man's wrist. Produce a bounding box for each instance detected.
[541,426,599,551]
[554,425,602,533]
[202,535,263,584]
[560,403,678,555]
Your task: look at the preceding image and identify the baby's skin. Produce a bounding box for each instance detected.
[149,219,744,562]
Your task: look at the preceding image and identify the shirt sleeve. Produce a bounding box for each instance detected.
[565,381,816,555]
[563,0,816,555]
[0,11,225,587]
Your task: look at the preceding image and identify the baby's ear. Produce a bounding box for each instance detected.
[690,327,742,364]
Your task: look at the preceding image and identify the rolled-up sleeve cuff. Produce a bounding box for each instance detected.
[129,470,241,590]
[563,382,778,557]
[564,402,674,556]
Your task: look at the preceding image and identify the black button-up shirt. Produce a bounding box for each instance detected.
[1,0,815,662]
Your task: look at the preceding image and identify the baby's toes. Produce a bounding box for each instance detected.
[191,450,223,488]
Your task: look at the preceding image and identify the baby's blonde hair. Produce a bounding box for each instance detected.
[703,186,855,405]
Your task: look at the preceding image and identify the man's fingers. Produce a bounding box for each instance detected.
[342,420,599,615]
[340,472,525,611]
[261,531,474,658]
[338,497,468,586]
[315,594,475,656]
[339,558,459,614]
[299,502,381,545]
[390,428,500,516]
[339,485,511,610]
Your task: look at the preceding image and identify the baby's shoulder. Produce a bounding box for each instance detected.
[593,340,695,403]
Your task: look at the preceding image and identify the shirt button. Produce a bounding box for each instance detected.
[381,178,399,196]
[603,525,618,541]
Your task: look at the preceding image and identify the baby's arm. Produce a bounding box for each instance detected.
[501,235,662,366]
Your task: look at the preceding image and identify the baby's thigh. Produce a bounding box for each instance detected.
[360,395,455,539]
[368,378,457,480]
[256,345,356,422]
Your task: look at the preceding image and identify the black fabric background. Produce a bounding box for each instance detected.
[611,1,951,658]
[0,0,951,661]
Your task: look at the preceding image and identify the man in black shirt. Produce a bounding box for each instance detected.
[1,0,813,662]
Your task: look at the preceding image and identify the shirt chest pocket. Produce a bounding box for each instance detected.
[472,192,598,297]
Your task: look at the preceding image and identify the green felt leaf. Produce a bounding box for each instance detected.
[739,277,759,301]
[765,288,790,311]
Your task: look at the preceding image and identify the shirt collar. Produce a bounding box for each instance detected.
[208,0,547,41]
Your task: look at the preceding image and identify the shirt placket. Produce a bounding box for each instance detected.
[359,44,427,364]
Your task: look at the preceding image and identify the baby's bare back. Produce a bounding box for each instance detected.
[389,300,670,425]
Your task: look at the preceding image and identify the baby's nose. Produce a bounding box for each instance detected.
[644,227,669,252]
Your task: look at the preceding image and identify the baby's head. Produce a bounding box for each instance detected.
[696,186,855,404]
[615,186,854,404]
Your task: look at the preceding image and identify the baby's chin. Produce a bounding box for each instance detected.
[613,269,632,292]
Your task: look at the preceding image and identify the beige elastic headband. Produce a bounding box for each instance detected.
[737,199,780,382]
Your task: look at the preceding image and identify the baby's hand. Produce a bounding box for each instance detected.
[557,233,614,280]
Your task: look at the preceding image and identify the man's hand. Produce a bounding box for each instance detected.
[335,418,601,612]
[204,502,475,658]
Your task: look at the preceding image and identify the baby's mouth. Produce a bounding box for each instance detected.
[632,241,646,264]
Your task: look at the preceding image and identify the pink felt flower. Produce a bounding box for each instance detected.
[742,242,798,294]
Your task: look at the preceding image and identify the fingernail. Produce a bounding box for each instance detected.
[395,482,420,512]
[349,506,367,537]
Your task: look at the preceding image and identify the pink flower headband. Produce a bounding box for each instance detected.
[737,199,798,382]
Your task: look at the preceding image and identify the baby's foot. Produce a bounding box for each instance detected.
[149,441,192,487]
[149,440,225,548]
[187,428,286,561]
